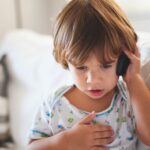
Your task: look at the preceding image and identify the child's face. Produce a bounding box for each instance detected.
[68,51,118,100]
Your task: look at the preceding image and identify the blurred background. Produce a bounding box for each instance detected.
[0,0,150,41]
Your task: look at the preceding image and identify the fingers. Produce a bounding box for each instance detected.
[123,48,140,61]
[91,124,114,147]
[79,111,96,125]
[122,44,140,57]
[123,50,136,61]
[123,49,141,71]
[135,47,140,58]
[75,114,114,149]
[93,130,114,139]
[91,146,109,150]
[92,124,113,132]
[93,137,114,146]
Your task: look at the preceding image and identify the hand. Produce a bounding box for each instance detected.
[123,47,141,82]
[66,112,114,150]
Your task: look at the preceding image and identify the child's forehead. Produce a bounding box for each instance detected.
[84,51,117,64]
[67,45,120,67]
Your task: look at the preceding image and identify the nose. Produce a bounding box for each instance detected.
[86,70,101,84]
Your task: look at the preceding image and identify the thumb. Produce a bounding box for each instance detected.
[79,111,96,125]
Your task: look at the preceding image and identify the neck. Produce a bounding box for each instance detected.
[65,86,116,113]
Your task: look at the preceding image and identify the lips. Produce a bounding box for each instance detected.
[88,89,104,97]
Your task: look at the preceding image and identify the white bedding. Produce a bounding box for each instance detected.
[1,29,73,150]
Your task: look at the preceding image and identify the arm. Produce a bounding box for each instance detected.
[27,131,68,150]
[127,74,150,145]
[124,49,150,145]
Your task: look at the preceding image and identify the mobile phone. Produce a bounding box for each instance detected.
[116,52,130,76]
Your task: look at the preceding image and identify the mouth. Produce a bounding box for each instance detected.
[88,89,104,97]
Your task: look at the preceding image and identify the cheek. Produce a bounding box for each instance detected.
[105,69,118,85]
[70,71,85,83]
[109,65,117,76]
[76,75,85,84]
[108,75,118,87]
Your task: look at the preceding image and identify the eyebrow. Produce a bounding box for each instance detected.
[100,59,117,65]
[74,60,116,67]
[106,60,116,63]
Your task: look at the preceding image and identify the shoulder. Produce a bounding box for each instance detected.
[42,85,74,110]
[34,85,73,121]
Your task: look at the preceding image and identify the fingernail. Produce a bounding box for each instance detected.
[91,111,95,115]
[91,111,96,116]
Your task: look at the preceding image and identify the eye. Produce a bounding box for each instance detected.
[101,64,112,69]
[76,66,87,71]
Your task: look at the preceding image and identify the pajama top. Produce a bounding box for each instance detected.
[28,77,137,150]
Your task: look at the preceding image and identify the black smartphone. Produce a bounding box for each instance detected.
[116,52,130,76]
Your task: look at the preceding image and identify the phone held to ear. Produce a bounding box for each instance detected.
[116,52,130,76]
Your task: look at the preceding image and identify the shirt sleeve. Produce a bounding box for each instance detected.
[28,96,53,140]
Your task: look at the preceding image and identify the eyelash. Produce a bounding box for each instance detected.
[101,64,112,69]
[76,64,112,70]
[76,66,87,70]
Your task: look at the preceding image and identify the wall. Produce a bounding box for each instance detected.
[19,0,150,34]
[0,0,66,40]
[115,0,150,32]
[0,0,17,41]
[19,0,51,34]
[17,0,66,34]
[0,0,150,41]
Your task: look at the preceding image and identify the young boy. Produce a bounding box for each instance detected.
[28,0,150,150]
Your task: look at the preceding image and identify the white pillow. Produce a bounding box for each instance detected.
[1,29,73,150]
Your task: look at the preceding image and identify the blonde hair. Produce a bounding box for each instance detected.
[53,0,137,69]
